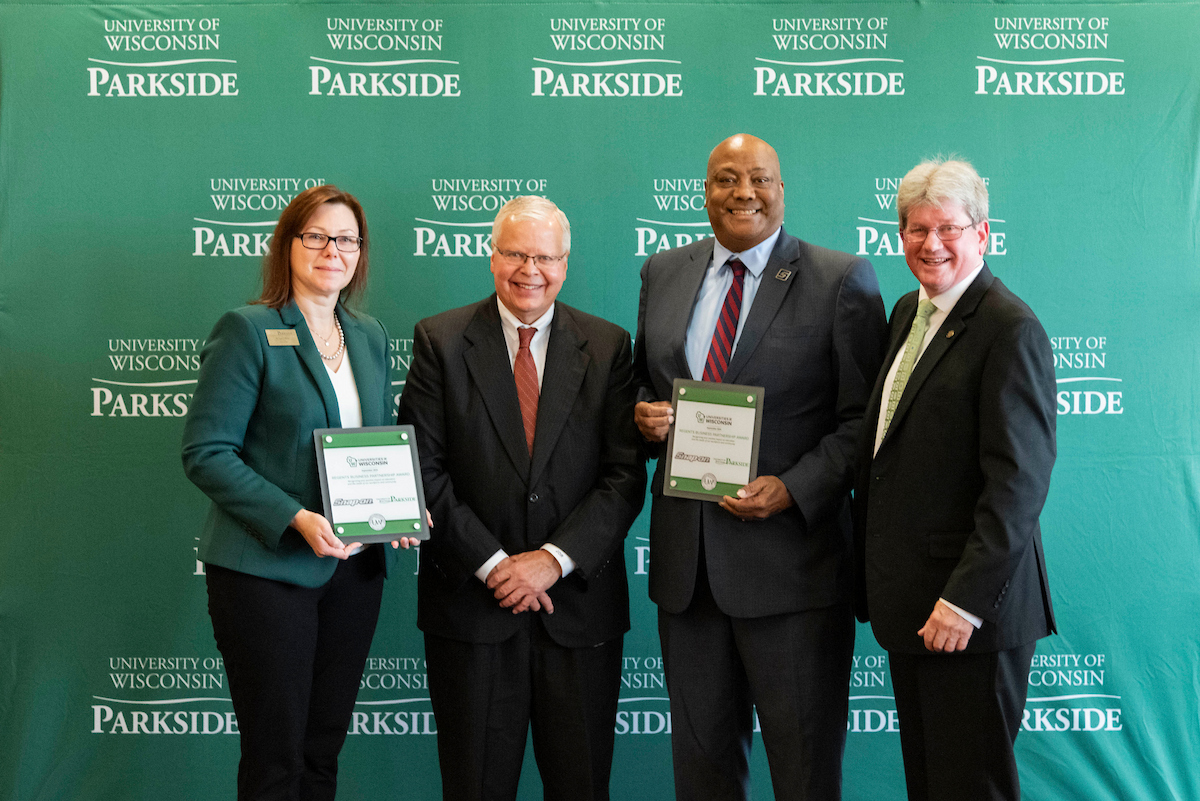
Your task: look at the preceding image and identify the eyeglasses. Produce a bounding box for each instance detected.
[494,249,565,268]
[295,232,362,252]
[900,223,979,244]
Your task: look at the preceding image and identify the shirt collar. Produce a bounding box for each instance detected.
[919,261,986,313]
[496,297,555,337]
[711,226,782,278]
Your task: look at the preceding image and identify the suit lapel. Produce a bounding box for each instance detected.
[462,299,530,476]
[340,307,383,426]
[279,300,340,427]
[883,266,995,445]
[865,292,917,439]
[530,306,589,486]
[723,230,798,385]
[671,239,714,379]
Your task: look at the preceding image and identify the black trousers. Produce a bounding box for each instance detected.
[888,642,1037,801]
[658,558,854,801]
[206,549,385,801]
[423,615,623,801]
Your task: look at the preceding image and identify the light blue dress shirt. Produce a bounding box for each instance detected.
[684,227,783,380]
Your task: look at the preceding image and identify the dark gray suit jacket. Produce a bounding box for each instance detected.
[853,265,1057,654]
[399,297,645,648]
[634,228,887,617]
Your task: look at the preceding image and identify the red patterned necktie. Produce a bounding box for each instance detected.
[702,258,747,383]
[514,326,539,454]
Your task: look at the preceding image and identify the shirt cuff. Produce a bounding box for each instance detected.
[939,598,983,629]
[475,550,508,583]
[540,543,575,577]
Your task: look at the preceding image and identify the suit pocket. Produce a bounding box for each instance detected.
[927,530,970,559]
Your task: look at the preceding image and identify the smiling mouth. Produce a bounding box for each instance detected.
[728,209,760,216]
[513,282,543,291]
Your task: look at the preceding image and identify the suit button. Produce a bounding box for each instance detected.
[529,493,539,503]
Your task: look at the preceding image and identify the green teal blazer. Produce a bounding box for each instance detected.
[182,300,398,587]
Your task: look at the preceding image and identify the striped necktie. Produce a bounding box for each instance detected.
[514,326,539,454]
[702,258,747,383]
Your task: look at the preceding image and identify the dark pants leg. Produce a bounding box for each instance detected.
[659,562,853,801]
[529,623,622,801]
[425,616,622,801]
[206,550,384,801]
[889,642,1036,801]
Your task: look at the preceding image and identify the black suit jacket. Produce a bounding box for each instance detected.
[398,297,645,648]
[634,228,887,617]
[853,265,1057,655]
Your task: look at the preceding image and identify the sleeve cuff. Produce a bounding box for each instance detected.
[939,598,983,629]
[540,543,575,577]
[475,549,508,582]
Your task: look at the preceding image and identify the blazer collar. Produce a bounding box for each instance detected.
[461,297,591,481]
[723,227,800,385]
[671,238,715,379]
[878,264,996,449]
[279,299,341,427]
[531,305,589,486]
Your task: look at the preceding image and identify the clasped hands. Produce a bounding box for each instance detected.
[634,400,794,521]
[486,550,561,614]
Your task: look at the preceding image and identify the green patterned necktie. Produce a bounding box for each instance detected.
[882,299,938,439]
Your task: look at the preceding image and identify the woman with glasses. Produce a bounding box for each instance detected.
[183,184,411,800]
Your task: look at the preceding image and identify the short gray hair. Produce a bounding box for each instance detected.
[492,196,571,254]
[897,158,989,231]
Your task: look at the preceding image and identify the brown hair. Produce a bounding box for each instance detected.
[253,184,370,309]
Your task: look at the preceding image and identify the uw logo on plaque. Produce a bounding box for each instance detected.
[87,16,238,98]
[91,335,203,418]
[1022,651,1122,732]
[412,177,548,258]
[308,15,460,97]
[193,176,325,257]
[754,16,904,97]
[532,15,682,97]
[92,655,234,735]
[349,657,436,735]
[634,176,713,257]
[368,513,387,531]
[853,173,1007,259]
[700,473,718,491]
[975,15,1125,96]
[1052,334,1124,416]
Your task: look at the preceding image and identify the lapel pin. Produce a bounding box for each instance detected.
[775,269,792,281]
[946,330,955,338]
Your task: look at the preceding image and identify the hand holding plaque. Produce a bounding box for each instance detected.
[662,379,764,502]
[314,425,431,544]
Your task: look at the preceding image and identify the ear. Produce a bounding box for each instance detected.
[975,220,990,257]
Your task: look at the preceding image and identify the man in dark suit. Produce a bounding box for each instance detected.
[853,158,1057,800]
[399,196,645,801]
[633,134,887,800]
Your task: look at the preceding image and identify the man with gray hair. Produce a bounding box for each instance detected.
[399,196,645,800]
[853,159,1057,800]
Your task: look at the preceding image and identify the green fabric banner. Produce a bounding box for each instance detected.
[1,1,1197,798]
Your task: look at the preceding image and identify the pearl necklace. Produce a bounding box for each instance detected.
[318,315,345,362]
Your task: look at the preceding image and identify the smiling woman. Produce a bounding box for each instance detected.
[181,185,410,801]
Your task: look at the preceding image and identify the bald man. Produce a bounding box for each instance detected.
[632,135,887,800]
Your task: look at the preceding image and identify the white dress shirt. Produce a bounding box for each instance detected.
[873,262,986,629]
[323,347,362,428]
[475,299,576,582]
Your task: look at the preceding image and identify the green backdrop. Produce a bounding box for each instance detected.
[1,0,1198,798]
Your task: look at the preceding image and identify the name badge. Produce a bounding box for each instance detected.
[265,329,301,347]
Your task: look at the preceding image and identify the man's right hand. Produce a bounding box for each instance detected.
[635,400,674,442]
